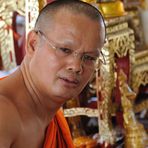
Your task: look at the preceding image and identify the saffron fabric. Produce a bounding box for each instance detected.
[44,110,74,148]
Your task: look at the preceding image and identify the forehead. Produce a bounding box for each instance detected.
[45,9,103,50]
[52,9,99,32]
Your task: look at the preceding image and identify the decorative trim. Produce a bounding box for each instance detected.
[0,0,25,70]
[132,50,148,92]
[64,107,98,117]
[134,100,148,113]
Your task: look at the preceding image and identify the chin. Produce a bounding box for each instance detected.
[51,85,82,102]
[55,91,79,103]
[60,93,76,100]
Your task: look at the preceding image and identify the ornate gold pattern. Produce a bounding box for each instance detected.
[63,100,148,117]
[38,0,46,11]
[132,50,148,93]
[108,26,135,58]
[26,0,39,33]
[119,70,147,148]
[105,15,130,27]
[106,20,135,82]
[106,22,128,34]
[97,0,126,18]
[64,107,98,117]
[96,41,115,145]
[0,0,25,70]
[134,100,148,113]
[95,16,136,145]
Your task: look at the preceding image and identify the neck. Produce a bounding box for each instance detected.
[20,59,61,123]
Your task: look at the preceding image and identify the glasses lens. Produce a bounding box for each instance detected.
[37,30,106,70]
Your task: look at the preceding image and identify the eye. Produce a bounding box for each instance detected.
[58,47,72,54]
[83,54,97,62]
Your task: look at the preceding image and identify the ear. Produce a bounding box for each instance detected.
[26,30,38,57]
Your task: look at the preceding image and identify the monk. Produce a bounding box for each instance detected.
[0,0,106,147]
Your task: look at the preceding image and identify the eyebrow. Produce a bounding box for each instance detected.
[83,50,99,55]
[36,29,100,56]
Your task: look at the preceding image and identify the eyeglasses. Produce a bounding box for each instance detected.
[35,30,106,70]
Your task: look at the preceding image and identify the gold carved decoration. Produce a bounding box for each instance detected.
[95,16,136,146]
[96,42,115,145]
[26,0,39,33]
[38,0,46,11]
[134,100,148,113]
[108,23,135,60]
[63,99,148,117]
[132,50,148,93]
[97,0,126,18]
[119,70,147,148]
[0,0,25,70]
[64,107,98,117]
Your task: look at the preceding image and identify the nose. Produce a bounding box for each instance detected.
[66,53,83,74]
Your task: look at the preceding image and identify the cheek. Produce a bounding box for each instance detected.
[35,50,60,71]
[29,51,61,84]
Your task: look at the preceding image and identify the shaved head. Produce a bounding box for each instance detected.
[35,0,106,42]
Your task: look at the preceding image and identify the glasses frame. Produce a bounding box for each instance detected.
[35,29,106,70]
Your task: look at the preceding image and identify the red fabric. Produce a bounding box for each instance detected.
[44,110,74,148]
[114,55,130,104]
[47,0,55,3]
[12,12,26,65]
[114,55,130,127]
[116,112,124,128]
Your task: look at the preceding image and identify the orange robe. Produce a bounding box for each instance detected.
[44,110,74,148]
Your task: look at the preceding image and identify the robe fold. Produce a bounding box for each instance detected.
[44,110,74,148]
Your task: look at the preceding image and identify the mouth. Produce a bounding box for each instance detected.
[59,76,79,88]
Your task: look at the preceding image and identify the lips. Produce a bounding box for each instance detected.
[59,76,79,87]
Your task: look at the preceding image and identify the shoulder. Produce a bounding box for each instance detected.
[0,95,21,126]
[0,95,21,147]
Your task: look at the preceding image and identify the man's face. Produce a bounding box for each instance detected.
[28,10,104,103]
